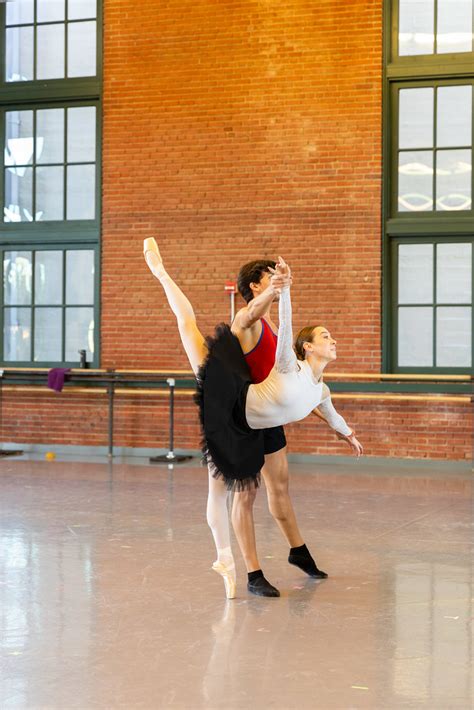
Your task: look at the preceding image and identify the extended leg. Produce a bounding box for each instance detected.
[144,238,207,375]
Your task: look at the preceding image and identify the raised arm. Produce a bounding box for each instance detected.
[315,383,363,457]
[273,258,298,374]
[233,284,279,330]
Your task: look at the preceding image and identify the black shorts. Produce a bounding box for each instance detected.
[262,425,287,456]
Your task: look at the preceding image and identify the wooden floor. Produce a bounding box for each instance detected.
[0,456,472,709]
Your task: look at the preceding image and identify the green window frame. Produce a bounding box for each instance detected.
[0,0,102,368]
[383,0,474,374]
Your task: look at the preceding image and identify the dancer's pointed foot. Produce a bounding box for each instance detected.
[143,237,166,279]
[247,570,280,597]
[288,544,328,579]
[212,560,236,600]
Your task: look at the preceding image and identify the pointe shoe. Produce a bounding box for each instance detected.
[212,560,236,600]
[143,237,164,276]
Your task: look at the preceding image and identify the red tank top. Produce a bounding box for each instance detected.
[244,318,277,384]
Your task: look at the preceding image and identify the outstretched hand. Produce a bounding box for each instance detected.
[336,430,364,457]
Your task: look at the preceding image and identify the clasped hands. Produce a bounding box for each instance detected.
[269,256,292,293]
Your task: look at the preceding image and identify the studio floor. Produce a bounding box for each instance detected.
[0,456,472,709]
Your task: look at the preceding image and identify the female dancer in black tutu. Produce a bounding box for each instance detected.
[144,238,362,599]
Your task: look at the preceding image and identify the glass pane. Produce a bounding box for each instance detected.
[37,0,65,23]
[399,88,434,149]
[34,308,63,362]
[4,308,31,361]
[398,307,433,366]
[399,0,434,56]
[5,110,34,169]
[437,0,473,54]
[436,149,471,211]
[36,166,64,221]
[4,252,32,305]
[37,24,65,79]
[6,27,34,82]
[4,167,33,222]
[437,244,472,303]
[36,109,64,164]
[68,21,97,78]
[398,151,433,211]
[35,251,63,305]
[66,251,94,304]
[67,107,96,162]
[437,86,472,148]
[65,308,94,362]
[436,307,472,366]
[68,0,97,20]
[6,0,34,25]
[398,244,433,304]
[66,165,95,219]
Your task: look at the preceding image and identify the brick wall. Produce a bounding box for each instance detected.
[2,0,471,462]
[2,390,471,463]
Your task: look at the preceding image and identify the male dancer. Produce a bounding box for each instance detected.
[231,260,361,597]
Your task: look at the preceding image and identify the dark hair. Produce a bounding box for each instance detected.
[294,325,321,360]
[237,259,277,303]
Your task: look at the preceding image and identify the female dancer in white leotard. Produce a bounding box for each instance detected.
[144,238,362,598]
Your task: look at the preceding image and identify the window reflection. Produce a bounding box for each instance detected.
[0,530,93,702]
[393,562,471,702]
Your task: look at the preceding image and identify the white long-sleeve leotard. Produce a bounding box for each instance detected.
[245,287,325,429]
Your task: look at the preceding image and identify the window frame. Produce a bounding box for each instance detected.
[0,0,102,368]
[390,236,474,374]
[1,242,100,367]
[383,0,474,375]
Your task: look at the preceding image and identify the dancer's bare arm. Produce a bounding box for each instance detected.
[231,267,289,349]
[314,383,364,457]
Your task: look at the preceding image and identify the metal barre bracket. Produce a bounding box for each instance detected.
[149,378,193,465]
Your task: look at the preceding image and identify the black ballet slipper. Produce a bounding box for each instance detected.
[247,570,280,598]
[288,544,328,579]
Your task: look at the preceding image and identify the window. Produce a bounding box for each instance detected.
[394,241,472,367]
[6,0,97,82]
[398,0,473,56]
[4,104,97,222]
[0,0,101,367]
[396,84,472,213]
[3,247,96,363]
[384,0,474,373]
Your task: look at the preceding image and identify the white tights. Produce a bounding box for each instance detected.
[206,468,235,569]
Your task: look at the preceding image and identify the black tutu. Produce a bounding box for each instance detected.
[195,324,265,490]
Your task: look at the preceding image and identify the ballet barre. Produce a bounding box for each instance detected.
[0,368,195,460]
[0,369,472,459]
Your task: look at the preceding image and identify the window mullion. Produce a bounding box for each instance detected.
[64,107,68,219]
[62,249,66,362]
[433,85,437,212]
[33,1,37,81]
[433,243,437,366]
[30,249,35,362]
